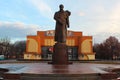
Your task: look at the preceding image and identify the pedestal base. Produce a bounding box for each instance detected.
[52,43,68,65]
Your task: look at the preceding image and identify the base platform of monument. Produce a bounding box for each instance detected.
[1,63,119,80]
[52,43,69,64]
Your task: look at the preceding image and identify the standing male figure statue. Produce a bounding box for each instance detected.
[51,4,71,64]
[54,4,71,43]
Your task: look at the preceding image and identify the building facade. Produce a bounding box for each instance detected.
[24,30,95,60]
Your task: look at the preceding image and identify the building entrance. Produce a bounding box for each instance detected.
[41,46,78,60]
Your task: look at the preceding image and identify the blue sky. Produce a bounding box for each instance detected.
[0,0,120,43]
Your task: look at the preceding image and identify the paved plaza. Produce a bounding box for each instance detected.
[0,61,120,80]
[0,63,111,74]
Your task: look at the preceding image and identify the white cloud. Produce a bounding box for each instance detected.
[92,4,105,14]
[78,11,85,16]
[108,3,120,33]
[93,32,120,44]
[29,0,52,18]
[0,21,41,39]
[95,2,120,33]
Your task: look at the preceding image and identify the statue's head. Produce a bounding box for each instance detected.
[59,4,64,10]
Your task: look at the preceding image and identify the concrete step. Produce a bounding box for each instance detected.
[20,73,101,80]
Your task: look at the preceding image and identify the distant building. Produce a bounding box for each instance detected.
[24,30,95,60]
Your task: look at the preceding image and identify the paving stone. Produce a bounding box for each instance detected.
[0,63,120,80]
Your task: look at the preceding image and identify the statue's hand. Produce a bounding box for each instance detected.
[67,24,69,28]
[68,25,69,28]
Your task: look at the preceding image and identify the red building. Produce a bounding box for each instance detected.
[24,30,95,60]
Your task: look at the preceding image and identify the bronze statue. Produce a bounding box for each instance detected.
[51,4,72,64]
[54,4,71,43]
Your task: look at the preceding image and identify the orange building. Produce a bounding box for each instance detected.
[24,30,95,60]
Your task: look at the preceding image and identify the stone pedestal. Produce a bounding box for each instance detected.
[52,43,68,64]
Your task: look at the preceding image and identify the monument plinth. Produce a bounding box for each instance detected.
[52,43,68,64]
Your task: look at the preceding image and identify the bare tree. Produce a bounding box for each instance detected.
[94,36,120,60]
[0,37,11,58]
[13,41,26,59]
